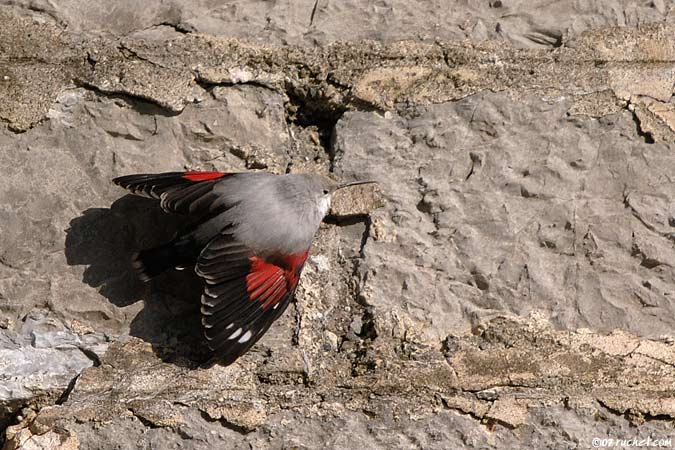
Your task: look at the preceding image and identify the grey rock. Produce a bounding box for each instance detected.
[3,0,672,47]
[333,95,675,341]
[0,315,108,431]
[5,317,675,449]
[3,9,675,136]
[1,1,675,449]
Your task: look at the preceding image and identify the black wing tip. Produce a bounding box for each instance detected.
[112,175,130,187]
[112,172,185,186]
[112,174,148,190]
[200,331,245,367]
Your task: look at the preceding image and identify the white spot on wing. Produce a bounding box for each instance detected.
[225,323,234,330]
[227,328,242,340]
[238,330,253,343]
[159,192,170,210]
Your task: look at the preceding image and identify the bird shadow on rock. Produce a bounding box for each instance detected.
[65,195,211,367]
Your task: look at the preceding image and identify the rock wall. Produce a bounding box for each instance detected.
[1,1,675,449]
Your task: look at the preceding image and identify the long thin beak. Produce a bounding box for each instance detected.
[337,180,378,190]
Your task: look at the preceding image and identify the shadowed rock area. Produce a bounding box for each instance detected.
[1,2,675,449]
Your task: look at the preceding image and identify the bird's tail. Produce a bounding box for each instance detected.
[132,237,201,281]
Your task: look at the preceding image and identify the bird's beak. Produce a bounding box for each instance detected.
[336,180,378,190]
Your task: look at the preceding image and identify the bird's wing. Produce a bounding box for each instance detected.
[197,233,308,366]
[113,171,232,215]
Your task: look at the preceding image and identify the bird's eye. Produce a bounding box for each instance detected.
[322,189,330,195]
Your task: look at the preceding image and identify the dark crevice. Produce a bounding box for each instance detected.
[117,44,169,69]
[484,416,517,430]
[156,21,194,34]
[1,117,43,134]
[292,301,302,346]
[639,257,662,269]
[198,410,253,435]
[416,189,442,233]
[55,374,80,405]
[465,152,482,181]
[86,51,98,69]
[128,409,161,429]
[102,129,144,142]
[520,185,537,198]
[1,401,35,441]
[350,347,377,376]
[300,352,312,386]
[77,346,102,367]
[358,216,372,258]
[442,47,451,69]
[471,270,490,291]
[74,79,183,117]
[309,0,320,27]
[323,215,370,226]
[630,237,663,270]
[628,106,655,144]
[283,80,347,156]
[465,163,476,181]
[0,371,84,445]
[174,426,194,440]
[416,196,433,214]
[356,309,377,340]
[597,399,675,423]
[525,29,564,48]
[440,399,486,423]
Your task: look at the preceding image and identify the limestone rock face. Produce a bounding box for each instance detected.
[1,2,675,449]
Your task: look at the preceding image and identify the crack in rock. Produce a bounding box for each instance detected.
[3,9,675,140]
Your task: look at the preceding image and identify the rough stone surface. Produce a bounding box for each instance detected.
[334,94,675,341]
[1,2,675,449]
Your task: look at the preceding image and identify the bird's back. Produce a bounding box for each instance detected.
[204,173,324,257]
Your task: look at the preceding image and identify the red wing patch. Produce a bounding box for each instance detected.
[197,234,309,366]
[246,251,309,310]
[182,171,228,182]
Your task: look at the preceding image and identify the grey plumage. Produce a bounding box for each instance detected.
[113,170,365,366]
[207,173,339,256]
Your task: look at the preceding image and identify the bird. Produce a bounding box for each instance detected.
[112,170,375,366]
